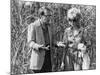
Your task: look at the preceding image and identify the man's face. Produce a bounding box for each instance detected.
[43,15,51,24]
[46,14,52,23]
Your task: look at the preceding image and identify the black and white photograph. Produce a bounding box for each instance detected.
[11,0,96,74]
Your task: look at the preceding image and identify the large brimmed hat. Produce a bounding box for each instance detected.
[67,8,81,21]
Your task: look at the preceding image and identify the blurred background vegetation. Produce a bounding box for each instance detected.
[11,0,96,74]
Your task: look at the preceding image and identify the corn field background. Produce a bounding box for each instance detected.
[11,0,96,74]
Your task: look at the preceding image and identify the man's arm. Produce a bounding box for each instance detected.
[27,23,43,50]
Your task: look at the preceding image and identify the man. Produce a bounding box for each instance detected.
[27,6,53,73]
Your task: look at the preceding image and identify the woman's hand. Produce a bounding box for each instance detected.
[77,43,86,51]
[57,41,66,47]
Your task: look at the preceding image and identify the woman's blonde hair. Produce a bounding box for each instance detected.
[67,8,81,20]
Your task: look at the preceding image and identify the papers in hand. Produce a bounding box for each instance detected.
[39,45,50,51]
[57,41,66,47]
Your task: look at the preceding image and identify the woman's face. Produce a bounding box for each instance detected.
[68,13,81,28]
[68,18,80,28]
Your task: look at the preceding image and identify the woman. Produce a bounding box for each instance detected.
[62,8,90,71]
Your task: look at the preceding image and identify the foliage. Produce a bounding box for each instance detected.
[11,0,96,74]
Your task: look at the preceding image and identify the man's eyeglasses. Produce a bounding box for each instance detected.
[68,17,80,22]
[44,15,52,17]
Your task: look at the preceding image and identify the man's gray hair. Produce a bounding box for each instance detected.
[38,6,52,16]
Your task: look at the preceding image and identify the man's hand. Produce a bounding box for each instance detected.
[28,41,44,50]
[33,44,44,50]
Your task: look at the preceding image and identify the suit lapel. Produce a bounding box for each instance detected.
[36,19,52,46]
[36,20,45,45]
